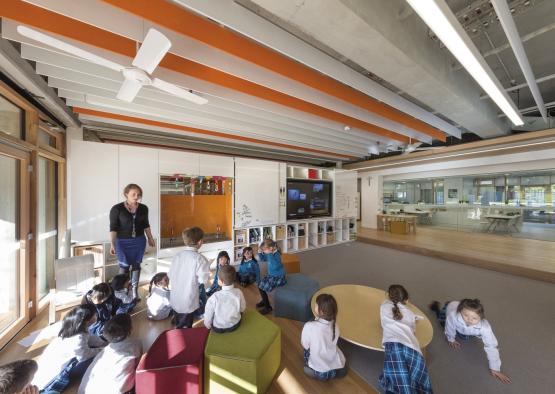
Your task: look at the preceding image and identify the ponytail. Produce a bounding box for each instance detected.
[315,294,338,341]
[387,284,409,321]
[149,272,168,295]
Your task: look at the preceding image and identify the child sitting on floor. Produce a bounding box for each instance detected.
[236,246,260,287]
[78,314,142,394]
[111,274,137,314]
[430,298,511,384]
[379,285,433,394]
[146,272,172,320]
[168,227,211,328]
[206,251,231,297]
[204,265,246,333]
[32,305,106,393]
[0,359,38,394]
[82,282,123,337]
[256,239,286,315]
[301,294,347,381]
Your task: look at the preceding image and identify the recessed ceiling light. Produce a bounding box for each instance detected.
[344,125,351,131]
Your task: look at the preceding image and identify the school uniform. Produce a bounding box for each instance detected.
[114,288,137,314]
[146,287,172,320]
[78,338,142,394]
[82,291,123,337]
[301,318,346,381]
[237,258,260,285]
[32,333,105,392]
[257,251,286,293]
[168,246,211,328]
[204,284,246,333]
[206,262,229,296]
[378,301,433,394]
[441,301,502,371]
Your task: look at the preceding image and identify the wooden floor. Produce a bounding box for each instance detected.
[358,225,555,283]
[0,284,377,394]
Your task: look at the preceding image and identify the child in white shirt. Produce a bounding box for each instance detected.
[301,294,347,381]
[379,285,433,394]
[33,305,105,392]
[430,298,511,384]
[168,227,211,328]
[111,274,137,314]
[204,265,246,333]
[146,272,172,320]
[78,314,142,394]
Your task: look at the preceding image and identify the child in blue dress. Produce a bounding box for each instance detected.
[257,239,286,315]
[237,246,260,287]
[206,251,231,297]
[82,282,123,337]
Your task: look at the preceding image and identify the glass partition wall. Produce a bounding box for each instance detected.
[383,170,555,241]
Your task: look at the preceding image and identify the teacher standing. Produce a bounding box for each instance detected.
[109,183,155,300]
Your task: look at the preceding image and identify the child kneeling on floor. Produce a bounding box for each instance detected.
[82,282,124,337]
[146,272,172,320]
[204,265,246,333]
[301,294,347,381]
[379,285,433,394]
[256,239,286,315]
[78,314,142,394]
[237,246,260,287]
[430,298,511,384]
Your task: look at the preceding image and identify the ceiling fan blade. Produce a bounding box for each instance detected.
[151,78,208,105]
[132,29,171,74]
[17,25,125,72]
[116,78,143,102]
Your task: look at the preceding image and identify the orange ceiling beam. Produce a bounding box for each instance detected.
[103,0,446,142]
[1,1,410,144]
[72,107,357,159]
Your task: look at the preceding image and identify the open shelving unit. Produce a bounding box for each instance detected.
[286,165,334,181]
[284,216,357,253]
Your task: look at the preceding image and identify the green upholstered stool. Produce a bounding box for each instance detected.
[204,309,281,394]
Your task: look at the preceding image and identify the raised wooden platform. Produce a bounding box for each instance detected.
[0,284,377,394]
[357,226,555,283]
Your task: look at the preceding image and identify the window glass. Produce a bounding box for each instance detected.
[0,95,23,139]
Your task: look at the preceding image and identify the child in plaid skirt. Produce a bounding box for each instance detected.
[256,239,286,315]
[379,285,433,394]
[430,299,511,384]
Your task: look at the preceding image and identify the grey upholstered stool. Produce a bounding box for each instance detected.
[274,274,320,322]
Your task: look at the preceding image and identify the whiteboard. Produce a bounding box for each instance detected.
[234,158,279,227]
[335,170,357,218]
[70,140,118,242]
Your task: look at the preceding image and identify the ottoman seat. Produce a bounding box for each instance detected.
[281,253,300,274]
[274,274,320,322]
[136,327,209,394]
[204,310,281,394]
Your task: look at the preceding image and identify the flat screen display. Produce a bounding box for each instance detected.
[287,179,332,220]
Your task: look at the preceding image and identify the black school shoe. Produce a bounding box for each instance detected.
[259,306,273,315]
[256,300,265,308]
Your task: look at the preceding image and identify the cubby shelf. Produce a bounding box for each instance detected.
[233,217,356,261]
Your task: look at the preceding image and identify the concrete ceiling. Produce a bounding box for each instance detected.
[236,0,555,137]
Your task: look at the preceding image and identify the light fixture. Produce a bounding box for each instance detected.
[343,125,351,131]
[406,0,524,126]
[368,142,380,155]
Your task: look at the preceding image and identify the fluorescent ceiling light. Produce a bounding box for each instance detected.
[406,0,524,126]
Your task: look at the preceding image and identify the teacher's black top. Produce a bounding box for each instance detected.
[109,202,150,239]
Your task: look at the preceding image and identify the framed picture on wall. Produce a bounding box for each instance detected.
[448,189,458,198]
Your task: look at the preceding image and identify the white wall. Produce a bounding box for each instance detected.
[335,170,357,218]
[361,174,383,228]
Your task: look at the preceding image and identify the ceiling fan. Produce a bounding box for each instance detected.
[17,25,208,105]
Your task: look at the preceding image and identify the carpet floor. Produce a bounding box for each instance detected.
[296,241,555,394]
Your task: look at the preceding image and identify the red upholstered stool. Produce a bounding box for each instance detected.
[136,327,209,394]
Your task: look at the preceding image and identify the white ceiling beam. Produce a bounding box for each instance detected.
[491,0,547,122]
[17,0,440,141]
[171,0,461,138]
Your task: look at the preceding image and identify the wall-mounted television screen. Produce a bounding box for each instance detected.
[287,179,332,220]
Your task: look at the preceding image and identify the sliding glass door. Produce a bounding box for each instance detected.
[0,148,29,344]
